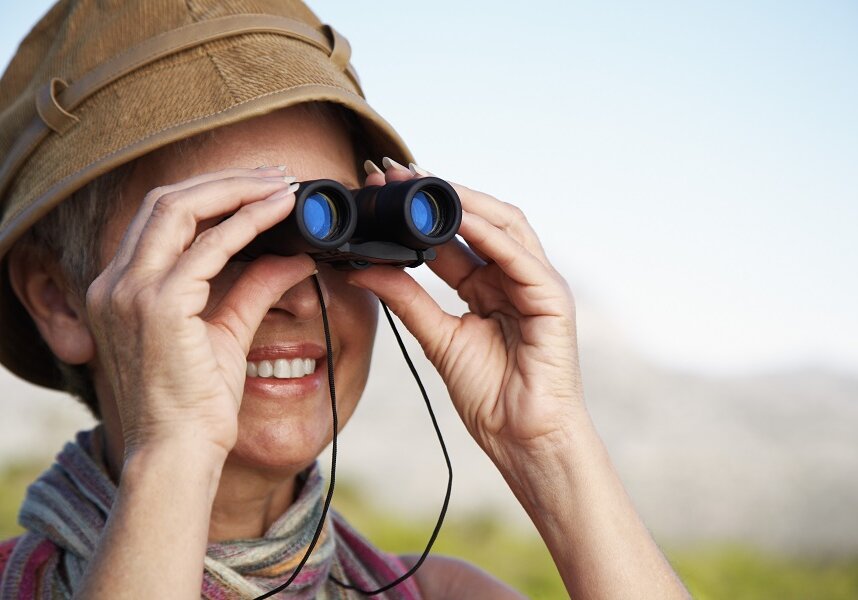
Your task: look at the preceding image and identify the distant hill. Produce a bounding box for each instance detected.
[581,346,858,555]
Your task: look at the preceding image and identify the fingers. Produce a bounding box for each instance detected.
[90,166,307,353]
[369,156,556,291]
[393,158,549,264]
[380,157,414,183]
[453,183,549,265]
[129,176,297,273]
[363,156,415,186]
[169,186,296,283]
[112,167,293,270]
[370,157,490,289]
[428,237,485,289]
[375,155,549,265]
[346,265,459,363]
[207,254,317,352]
[362,159,386,187]
[456,210,570,319]
[457,210,546,286]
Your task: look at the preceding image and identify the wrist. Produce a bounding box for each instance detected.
[123,419,235,463]
[78,431,226,599]
[122,436,228,502]
[494,408,603,510]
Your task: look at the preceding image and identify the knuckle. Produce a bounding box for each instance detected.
[151,192,182,214]
[107,277,135,311]
[503,202,527,224]
[107,275,155,316]
[192,225,225,250]
[85,275,109,311]
[149,191,196,230]
[142,186,169,207]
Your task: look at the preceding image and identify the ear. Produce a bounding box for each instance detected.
[7,248,95,365]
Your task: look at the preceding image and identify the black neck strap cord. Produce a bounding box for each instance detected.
[253,274,453,599]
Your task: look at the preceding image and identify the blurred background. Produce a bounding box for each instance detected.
[1,1,856,598]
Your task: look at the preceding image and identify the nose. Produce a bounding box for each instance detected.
[270,270,328,322]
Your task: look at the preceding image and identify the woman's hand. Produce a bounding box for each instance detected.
[348,160,584,470]
[85,167,316,459]
[353,161,690,599]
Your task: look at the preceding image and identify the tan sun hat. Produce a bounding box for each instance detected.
[0,0,414,390]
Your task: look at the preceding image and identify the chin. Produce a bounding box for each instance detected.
[228,356,367,471]
[227,401,333,473]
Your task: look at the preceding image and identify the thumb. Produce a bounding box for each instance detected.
[347,266,458,365]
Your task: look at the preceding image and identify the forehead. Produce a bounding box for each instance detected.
[127,104,361,195]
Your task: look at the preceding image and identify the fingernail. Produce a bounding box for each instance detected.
[269,182,300,200]
[408,162,431,176]
[276,165,287,172]
[382,156,408,172]
[256,164,268,169]
[363,159,384,176]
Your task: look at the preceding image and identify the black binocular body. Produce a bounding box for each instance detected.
[237,176,462,269]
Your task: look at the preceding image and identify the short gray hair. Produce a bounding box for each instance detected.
[13,102,370,421]
[16,164,135,419]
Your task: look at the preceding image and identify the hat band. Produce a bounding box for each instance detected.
[0,14,360,207]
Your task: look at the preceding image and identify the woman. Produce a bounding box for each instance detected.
[0,0,689,598]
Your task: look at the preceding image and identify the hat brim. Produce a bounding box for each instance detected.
[0,33,414,390]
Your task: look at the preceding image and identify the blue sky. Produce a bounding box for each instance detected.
[2,1,856,375]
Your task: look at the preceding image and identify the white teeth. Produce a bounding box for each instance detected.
[257,360,274,378]
[246,358,317,379]
[273,359,291,378]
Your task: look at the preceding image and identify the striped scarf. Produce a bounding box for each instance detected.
[0,427,421,599]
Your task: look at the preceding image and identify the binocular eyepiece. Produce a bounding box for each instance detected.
[238,177,462,269]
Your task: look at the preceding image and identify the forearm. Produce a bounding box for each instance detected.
[74,440,226,599]
[499,409,689,600]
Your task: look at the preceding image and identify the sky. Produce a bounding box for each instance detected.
[1,1,856,377]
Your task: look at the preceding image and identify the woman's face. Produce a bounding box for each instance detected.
[97,105,379,472]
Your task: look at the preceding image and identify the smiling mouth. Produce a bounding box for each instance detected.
[246,358,317,379]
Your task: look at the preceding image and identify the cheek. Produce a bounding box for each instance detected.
[334,284,378,349]
[330,283,378,399]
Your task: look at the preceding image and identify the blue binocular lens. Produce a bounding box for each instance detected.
[303,192,338,240]
[410,190,441,235]
[236,177,460,268]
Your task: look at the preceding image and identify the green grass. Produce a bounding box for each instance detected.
[329,480,858,599]
[2,461,857,598]
[0,459,48,540]
[671,545,858,600]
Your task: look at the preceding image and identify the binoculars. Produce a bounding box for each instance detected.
[237,177,462,269]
